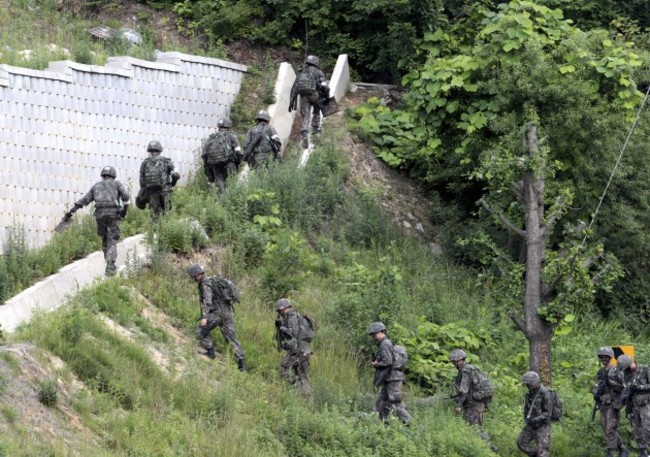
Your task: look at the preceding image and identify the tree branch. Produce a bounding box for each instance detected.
[478,197,526,238]
[509,311,529,338]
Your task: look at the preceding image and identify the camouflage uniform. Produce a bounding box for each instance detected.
[373,337,412,424]
[75,178,129,274]
[139,155,176,220]
[595,365,626,453]
[196,275,245,363]
[455,363,486,426]
[201,131,241,193]
[613,365,650,454]
[517,385,552,457]
[278,309,312,395]
[290,65,327,139]
[243,122,281,169]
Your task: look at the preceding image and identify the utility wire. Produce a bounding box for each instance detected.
[581,84,650,248]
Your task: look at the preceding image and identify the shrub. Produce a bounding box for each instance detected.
[38,378,59,407]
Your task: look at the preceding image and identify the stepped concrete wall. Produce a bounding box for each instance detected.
[0,52,247,252]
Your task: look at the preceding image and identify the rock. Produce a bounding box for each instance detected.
[429,242,443,256]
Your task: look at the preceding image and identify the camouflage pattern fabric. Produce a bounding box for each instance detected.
[203,132,241,192]
[455,363,485,425]
[518,386,553,456]
[243,122,280,169]
[96,215,120,263]
[278,309,312,395]
[595,366,626,450]
[299,91,321,137]
[139,155,176,220]
[625,365,650,450]
[377,381,412,424]
[196,276,245,360]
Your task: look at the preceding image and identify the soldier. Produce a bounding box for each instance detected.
[367,321,412,424]
[187,263,245,371]
[66,166,129,276]
[612,355,650,457]
[274,298,314,396]
[594,347,629,457]
[242,110,281,169]
[289,55,329,149]
[517,371,552,457]
[201,117,242,193]
[449,348,486,425]
[139,140,180,221]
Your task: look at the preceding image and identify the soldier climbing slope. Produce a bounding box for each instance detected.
[138,140,180,221]
[594,347,629,457]
[65,166,129,276]
[518,371,552,457]
[289,55,329,149]
[242,110,281,169]
[201,117,242,193]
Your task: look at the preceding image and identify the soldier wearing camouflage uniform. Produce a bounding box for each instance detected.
[517,371,552,457]
[449,348,486,425]
[139,140,179,221]
[595,347,629,457]
[242,110,281,169]
[289,55,328,149]
[187,264,245,371]
[368,321,412,424]
[201,117,242,193]
[66,166,129,276]
[275,298,313,396]
[611,355,650,457]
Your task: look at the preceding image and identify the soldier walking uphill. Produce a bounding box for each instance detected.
[367,321,412,424]
[610,355,650,457]
[274,298,314,396]
[242,110,281,169]
[289,55,329,149]
[66,166,129,276]
[138,140,180,221]
[594,347,629,457]
[518,371,552,457]
[187,264,245,371]
[201,117,242,193]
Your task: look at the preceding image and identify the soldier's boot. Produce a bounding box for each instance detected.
[638,449,648,457]
[605,449,615,457]
[301,135,309,149]
[311,126,321,136]
[237,357,246,372]
[105,261,117,276]
[200,347,216,360]
[618,445,629,457]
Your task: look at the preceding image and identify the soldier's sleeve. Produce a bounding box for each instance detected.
[243,129,256,156]
[281,314,300,339]
[199,281,213,318]
[76,186,95,207]
[230,133,242,157]
[535,389,552,422]
[166,157,175,173]
[374,341,394,368]
[608,368,625,390]
[139,160,146,187]
[117,181,130,204]
[457,368,471,404]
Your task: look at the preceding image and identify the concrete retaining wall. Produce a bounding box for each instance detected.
[0,52,247,252]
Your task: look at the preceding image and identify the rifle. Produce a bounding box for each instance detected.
[591,401,599,421]
[274,317,284,352]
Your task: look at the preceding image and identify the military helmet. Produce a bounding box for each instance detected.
[617,354,634,370]
[255,110,270,122]
[187,263,205,278]
[275,298,292,312]
[597,346,615,358]
[147,140,163,152]
[522,371,541,385]
[448,349,467,362]
[217,117,233,128]
[100,166,116,178]
[305,55,320,67]
[367,321,386,335]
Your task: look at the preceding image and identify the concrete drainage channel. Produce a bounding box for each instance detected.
[0,234,148,333]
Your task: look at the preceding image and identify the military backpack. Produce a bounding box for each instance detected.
[469,366,495,402]
[207,276,241,308]
[549,389,563,421]
[203,132,232,165]
[298,314,315,343]
[392,344,409,370]
[295,69,318,95]
[142,157,168,191]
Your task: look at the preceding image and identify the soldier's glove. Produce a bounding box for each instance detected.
[65,210,74,219]
[65,203,82,218]
[274,318,282,329]
[120,205,129,219]
[525,417,536,426]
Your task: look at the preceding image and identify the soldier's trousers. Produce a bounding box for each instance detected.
[204,163,236,193]
[96,215,120,262]
[196,312,244,360]
[148,190,172,220]
[517,423,550,457]
[630,404,650,450]
[299,92,321,137]
[600,404,624,449]
[279,351,311,395]
[464,401,485,426]
[377,381,412,424]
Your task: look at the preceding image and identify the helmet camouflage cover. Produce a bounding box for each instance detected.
[255,110,270,122]
[147,140,163,152]
[305,55,320,67]
[367,321,386,335]
[522,371,541,385]
[617,354,634,370]
[100,166,116,178]
[597,346,615,358]
[275,298,292,311]
[448,349,467,362]
[187,263,205,278]
[218,117,233,128]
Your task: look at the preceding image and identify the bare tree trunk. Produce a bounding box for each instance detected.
[522,124,553,385]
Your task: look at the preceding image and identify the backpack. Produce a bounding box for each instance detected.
[295,69,318,95]
[299,314,315,343]
[142,157,168,191]
[549,389,563,421]
[203,132,232,165]
[207,276,240,307]
[392,344,409,370]
[469,366,495,402]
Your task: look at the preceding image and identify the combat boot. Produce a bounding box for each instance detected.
[619,444,629,457]
[638,449,648,457]
[105,261,117,276]
[301,136,309,149]
[237,357,246,372]
[200,347,216,360]
[605,449,615,457]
